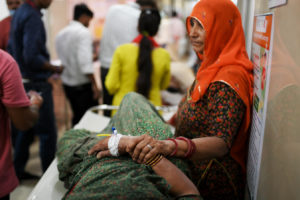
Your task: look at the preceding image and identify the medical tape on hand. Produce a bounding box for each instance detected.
[108,133,123,156]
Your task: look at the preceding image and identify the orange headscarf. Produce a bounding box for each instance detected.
[186,0,253,173]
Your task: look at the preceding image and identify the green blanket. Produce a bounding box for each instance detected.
[57,92,191,199]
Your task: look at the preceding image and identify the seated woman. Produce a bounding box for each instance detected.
[57,0,253,199]
[104,8,171,116]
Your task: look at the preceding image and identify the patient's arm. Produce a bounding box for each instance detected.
[88,135,142,158]
[89,137,200,198]
[151,157,200,199]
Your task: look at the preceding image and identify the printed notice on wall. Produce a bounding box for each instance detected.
[269,0,287,8]
[247,13,274,200]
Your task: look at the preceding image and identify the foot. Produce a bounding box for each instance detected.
[17,171,40,181]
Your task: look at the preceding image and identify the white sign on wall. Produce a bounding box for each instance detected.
[247,13,274,200]
[269,0,287,8]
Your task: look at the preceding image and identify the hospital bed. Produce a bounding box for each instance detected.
[27,105,176,200]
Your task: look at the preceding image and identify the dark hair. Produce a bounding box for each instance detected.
[136,9,161,98]
[136,0,158,9]
[171,10,178,17]
[73,3,93,20]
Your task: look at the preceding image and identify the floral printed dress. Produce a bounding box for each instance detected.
[175,81,246,200]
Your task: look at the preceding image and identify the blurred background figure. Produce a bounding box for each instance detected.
[56,3,100,126]
[155,9,187,62]
[168,10,186,61]
[8,0,63,181]
[0,50,43,200]
[105,8,170,116]
[99,0,157,116]
[0,0,22,51]
[161,62,195,106]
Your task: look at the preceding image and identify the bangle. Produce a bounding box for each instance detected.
[176,137,190,158]
[176,136,196,158]
[188,139,196,158]
[151,154,163,167]
[145,154,160,165]
[148,155,162,167]
[145,154,164,167]
[166,138,178,156]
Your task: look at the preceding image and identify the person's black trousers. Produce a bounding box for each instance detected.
[100,67,113,117]
[63,82,98,126]
[14,81,57,176]
[0,194,9,200]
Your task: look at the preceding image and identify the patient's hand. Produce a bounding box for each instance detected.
[88,135,143,159]
[88,134,173,161]
[88,136,111,158]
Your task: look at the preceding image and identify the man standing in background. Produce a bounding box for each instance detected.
[0,0,22,51]
[56,3,100,126]
[8,0,63,180]
[99,0,157,116]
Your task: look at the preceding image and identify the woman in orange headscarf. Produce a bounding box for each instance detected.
[89,0,253,199]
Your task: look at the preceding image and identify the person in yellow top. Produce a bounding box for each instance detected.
[105,8,171,116]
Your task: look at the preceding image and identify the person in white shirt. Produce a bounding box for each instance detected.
[99,0,157,116]
[56,3,100,126]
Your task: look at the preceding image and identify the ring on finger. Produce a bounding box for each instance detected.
[146,144,153,150]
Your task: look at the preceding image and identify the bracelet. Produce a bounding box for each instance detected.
[176,136,196,158]
[176,137,190,158]
[145,154,159,165]
[108,133,123,156]
[166,138,178,156]
[151,154,163,167]
[145,154,164,168]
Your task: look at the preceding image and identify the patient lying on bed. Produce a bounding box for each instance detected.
[57,92,201,200]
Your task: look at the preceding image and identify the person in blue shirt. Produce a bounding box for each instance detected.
[8,0,63,180]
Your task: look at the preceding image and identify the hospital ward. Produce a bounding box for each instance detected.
[0,0,299,199]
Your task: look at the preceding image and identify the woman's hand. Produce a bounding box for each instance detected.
[128,134,175,164]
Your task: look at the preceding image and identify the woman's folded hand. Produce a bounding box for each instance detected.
[127,134,174,164]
